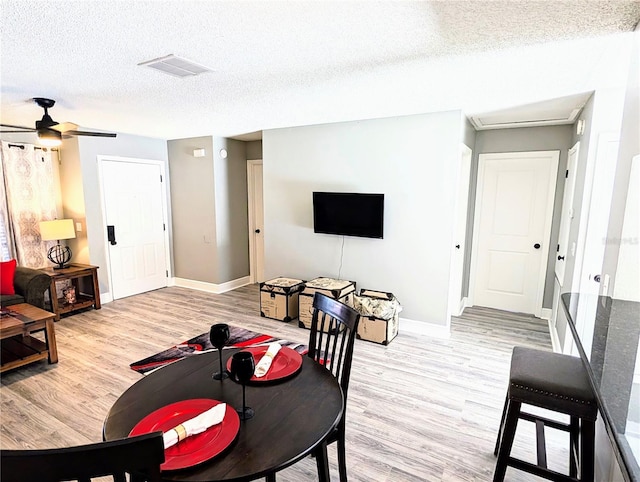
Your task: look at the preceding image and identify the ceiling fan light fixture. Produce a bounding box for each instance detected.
[37,128,62,147]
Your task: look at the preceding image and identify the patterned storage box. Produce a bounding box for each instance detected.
[260,277,305,323]
[353,289,401,345]
[298,277,356,330]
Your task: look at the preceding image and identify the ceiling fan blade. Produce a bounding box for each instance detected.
[0,130,35,133]
[64,130,117,138]
[50,122,78,133]
[0,123,35,131]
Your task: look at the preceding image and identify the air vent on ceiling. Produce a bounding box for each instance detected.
[138,54,211,78]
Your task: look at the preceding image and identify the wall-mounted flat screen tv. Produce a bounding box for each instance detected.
[313,192,384,239]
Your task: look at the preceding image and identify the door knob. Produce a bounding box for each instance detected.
[255,229,261,234]
[557,255,565,261]
[594,274,601,283]
[534,243,541,249]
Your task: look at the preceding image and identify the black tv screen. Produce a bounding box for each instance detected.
[313,192,384,239]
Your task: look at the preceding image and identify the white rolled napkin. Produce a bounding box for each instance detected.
[254,343,282,378]
[162,403,226,449]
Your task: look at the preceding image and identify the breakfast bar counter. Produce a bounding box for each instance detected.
[561,293,640,481]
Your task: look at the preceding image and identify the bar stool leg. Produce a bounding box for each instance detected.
[493,399,521,482]
[494,395,509,456]
[569,416,579,478]
[580,419,595,482]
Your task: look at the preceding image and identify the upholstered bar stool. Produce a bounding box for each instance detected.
[493,346,597,482]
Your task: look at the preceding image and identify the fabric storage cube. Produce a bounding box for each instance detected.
[298,277,356,330]
[260,277,305,322]
[353,289,401,345]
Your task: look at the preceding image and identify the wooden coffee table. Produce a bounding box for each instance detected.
[0,303,58,372]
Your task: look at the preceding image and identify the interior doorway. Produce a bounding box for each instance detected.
[247,159,264,283]
[99,157,169,299]
[470,150,559,316]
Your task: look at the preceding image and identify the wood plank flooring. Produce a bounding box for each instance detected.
[1,285,563,481]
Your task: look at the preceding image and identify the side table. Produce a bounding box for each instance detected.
[40,263,101,321]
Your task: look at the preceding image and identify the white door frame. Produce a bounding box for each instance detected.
[448,144,473,319]
[247,159,263,283]
[97,155,172,297]
[572,132,620,295]
[468,150,559,318]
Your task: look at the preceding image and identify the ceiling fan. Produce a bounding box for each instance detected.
[0,97,117,146]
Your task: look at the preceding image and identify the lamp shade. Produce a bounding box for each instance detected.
[39,219,76,241]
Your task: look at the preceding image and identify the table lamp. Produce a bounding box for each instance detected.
[39,219,76,269]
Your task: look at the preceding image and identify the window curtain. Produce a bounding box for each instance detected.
[0,141,58,267]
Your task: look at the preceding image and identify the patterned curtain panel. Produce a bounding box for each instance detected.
[0,141,58,267]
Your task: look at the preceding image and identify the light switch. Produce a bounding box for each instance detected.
[76,222,82,232]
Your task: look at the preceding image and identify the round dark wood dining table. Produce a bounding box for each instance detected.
[103,348,343,482]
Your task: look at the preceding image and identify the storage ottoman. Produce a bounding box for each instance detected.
[259,277,305,322]
[353,289,401,345]
[298,277,356,330]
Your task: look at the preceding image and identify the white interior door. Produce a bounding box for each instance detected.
[247,160,265,283]
[448,144,472,317]
[471,151,559,316]
[555,142,580,285]
[101,158,168,299]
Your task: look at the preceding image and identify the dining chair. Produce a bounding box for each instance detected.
[0,432,165,482]
[308,291,361,482]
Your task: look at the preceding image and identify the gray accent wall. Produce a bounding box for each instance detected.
[212,137,250,283]
[462,117,477,152]
[168,136,217,283]
[464,124,574,309]
[263,111,464,326]
[168,136,251,285]
[246,140,262,160]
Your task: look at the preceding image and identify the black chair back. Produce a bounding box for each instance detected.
[0,432,164,482]
[308,292,360,401]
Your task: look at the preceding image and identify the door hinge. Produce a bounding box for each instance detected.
[557,244,560,252]
[160,174,163,182]
[163,223,166,231]
[166,270,168,277]
[565,170,569,178]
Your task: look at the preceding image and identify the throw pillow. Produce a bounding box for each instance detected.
[0,259,17,295]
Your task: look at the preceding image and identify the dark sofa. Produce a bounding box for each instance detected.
[0,266,51,310]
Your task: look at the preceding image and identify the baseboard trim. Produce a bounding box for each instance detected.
[540,308,552,320]
[455,297,470,317]
[549,319,562,353]
[400,317,451,339]
[173,276,251,294]
[101,291,113,304]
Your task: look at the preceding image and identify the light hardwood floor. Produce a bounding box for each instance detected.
[1,285,566,481]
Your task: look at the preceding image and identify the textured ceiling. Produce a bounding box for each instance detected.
[1,0,639,140]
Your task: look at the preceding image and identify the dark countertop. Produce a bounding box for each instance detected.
[561,293,640,482]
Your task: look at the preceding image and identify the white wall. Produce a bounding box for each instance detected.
[263,111,462,327]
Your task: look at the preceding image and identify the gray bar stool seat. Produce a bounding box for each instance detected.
[493,346,597,482]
